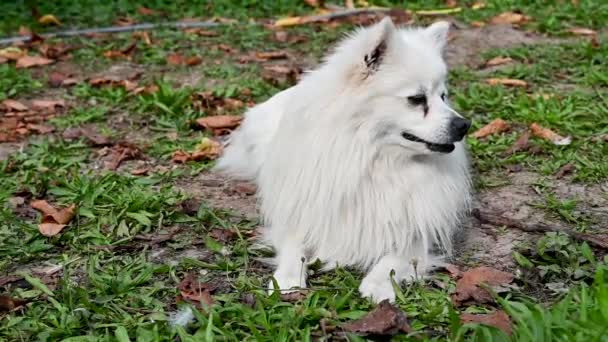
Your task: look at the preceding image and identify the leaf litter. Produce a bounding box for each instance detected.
[460,310,512,335]
[31,200,77,237]
[342,300,412,337]
[452,266,515,305]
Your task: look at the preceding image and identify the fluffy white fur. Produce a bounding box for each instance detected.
[215,18,472,303]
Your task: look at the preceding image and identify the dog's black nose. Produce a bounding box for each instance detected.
[449,117,471,141]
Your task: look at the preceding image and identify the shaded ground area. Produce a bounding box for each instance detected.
[1,1,607,341]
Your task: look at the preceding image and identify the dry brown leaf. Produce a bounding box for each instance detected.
[178,273,215,308]
[38,14,62,26]
[208,228,237,243]
[217,44,236,53]
[280,290,309,302]
[2,99,28,112]
[342,300,412,336]
[441,264,463,279]
[530,122,571,145]
[461,310,512,336]
[137,6,158,16]
[490,11,531,25]
[132,84,159,95]
[130,167,150,176]
[39,42,75,60]
[471,118,510,138]
[103,43,137,59]
[48,71,77,87]
[0,47,26,61]
[256,51,289,60]
[471,2,486,10]
[166,53,184,65]
[114,17,137,26]
[486,78,528,87]
[452,266,514,305]
[62,127,113,146]
[185,56,203,66]
[555,163,575,179]
[195,115,243,131]
[31,99,65,111]
[104,143,142,170]
[172,150,191,163]
[470,21,486,27]
[172,138,222,163]
[31,200,76,237]
[504,131,530,155]
[567,27,597,36]
[0,295,29,313]
[485,56,513,67]
[262,64,302,86]
[183,28,218,36]
[26,123,54,134]
[16,55,54,68]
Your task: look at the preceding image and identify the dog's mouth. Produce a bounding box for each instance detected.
[401,132,455,153]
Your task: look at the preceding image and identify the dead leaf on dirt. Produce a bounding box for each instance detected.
[452,266,514,305]
[504,131,530,155]
[342,299,412,336]
[183,28,218,36]
[178,273,215,309]
[39,42,75,60]
[15,55,54,68]
[172,138,222,163]
[89,77,139,92]
[530,122,571,145]
[31,99,65,112]
[62,127,113,146]
[0,47,26,60]
[256,51,289,60]
[48,71,78,87]
[195,115,243,134]
[490,11,531,25]
[208,228,237,244]
[104,143,142,170]
[461,310,512,335]
[26,123,54,134]
[2,99,28,112]
[166,53,202,66]
[130,167,150,176]
[279,290,309,302]
[38,14,62,26]
[440,263,463,279]
[555,163,576,179]
[0,295,29,313]
[217,44,236,53]
[471,118,510,138]
[31,200,76,237]
[486,78,528,87]
[137,6,159,16]
[103,42,137,60]
[485,56,513,67]
[567,27,597,36]
[262,64,302,86]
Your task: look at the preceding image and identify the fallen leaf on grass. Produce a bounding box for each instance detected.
[0,295,29,313]
[38,14,62,26]
[178,273,214,309]
[503,131,530,155]
[89,77,139,92]
[280,290,309,302]
[103,43,137,60]
[209,228,237,243]
[48,71,78,87]
[567,27,597,36]
[452,266,514,305]
[555,163,576,179]
[39,42,75,60]
[2,99,28,112]
[26,123,54,134]
[195,115,243,135]
[172,138,222,163]
[0,47,26,60]
[490,11,531,25]
[137,6,159,16]
[486,78,528,87]
[342,299,412,336]
[485,56,513,67]
[217,44,236,54]
[461,310,512,336]
[166,53,203,66]
[262,64,302,86]
[255,51,289,60]
[183,28,218,36]
[471,118,510,138]
[31,200,76,237]
[530,123,571,145]
[31,99,65,113]
[62,127,113,146]
[104,143,142,170]
[114,17,137,26]
[16,55,54,68]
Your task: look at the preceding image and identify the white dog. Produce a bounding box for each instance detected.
[215,17,472,303]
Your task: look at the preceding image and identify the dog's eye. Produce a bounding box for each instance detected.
[440,92,447,102]
[407,94,427,106]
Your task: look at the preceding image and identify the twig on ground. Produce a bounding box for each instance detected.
[472,208,608,249]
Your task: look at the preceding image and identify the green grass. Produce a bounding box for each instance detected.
[2,0,608,340]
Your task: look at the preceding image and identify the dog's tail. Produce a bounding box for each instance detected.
[214,87,292,181]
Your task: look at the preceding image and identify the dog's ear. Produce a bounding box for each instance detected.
[363,17,396,74]
[424,21,451,51]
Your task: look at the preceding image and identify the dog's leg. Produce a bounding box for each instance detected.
[268,238,307,293]
[359,245,434,303]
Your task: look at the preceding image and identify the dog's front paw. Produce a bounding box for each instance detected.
[359,276,396,303]
[268,272,306,294]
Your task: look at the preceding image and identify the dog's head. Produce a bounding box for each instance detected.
[330,17,470,155]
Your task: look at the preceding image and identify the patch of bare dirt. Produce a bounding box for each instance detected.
[446,24,554,68]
